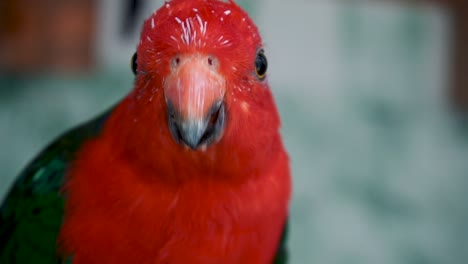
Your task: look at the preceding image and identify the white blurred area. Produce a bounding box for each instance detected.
[254,2,468,264]
[96,0,162,69]
[255,1,468,264]
[2,1,468,263]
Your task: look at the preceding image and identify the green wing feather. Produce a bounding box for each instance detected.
[0,110,110,264]
[274,220,289,264]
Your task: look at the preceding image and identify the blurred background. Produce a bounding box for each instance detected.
[1,0,467,263]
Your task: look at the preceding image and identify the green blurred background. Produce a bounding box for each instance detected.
[1,0,468,263]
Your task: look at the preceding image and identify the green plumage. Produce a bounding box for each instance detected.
[274,221,289,264]
[0,111,110,263]
[0,109,289,264]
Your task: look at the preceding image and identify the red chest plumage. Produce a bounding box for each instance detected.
[59,135,290,264]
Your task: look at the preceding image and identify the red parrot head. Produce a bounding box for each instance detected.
[115,0,282,178]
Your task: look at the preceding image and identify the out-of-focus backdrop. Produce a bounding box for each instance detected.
[1,0,467,263]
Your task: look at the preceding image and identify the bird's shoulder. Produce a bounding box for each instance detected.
[0,109,111,264]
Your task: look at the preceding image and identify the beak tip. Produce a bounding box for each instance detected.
[182,125,205,150]
[167,101,225,150]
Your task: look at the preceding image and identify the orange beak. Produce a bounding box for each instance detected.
[164,54,226,150]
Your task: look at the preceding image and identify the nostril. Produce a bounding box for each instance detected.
[171,57,181,68]
[207,56,218,67]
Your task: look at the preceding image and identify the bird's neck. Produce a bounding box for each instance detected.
[101,95,281,184]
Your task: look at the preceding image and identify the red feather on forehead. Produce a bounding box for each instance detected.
[140,0,262,79]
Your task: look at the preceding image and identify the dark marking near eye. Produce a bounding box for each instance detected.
[255,49,268,80]
[131,52,138,75]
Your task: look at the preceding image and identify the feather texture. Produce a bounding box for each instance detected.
[0,110,110,263]
[1,1,290,263]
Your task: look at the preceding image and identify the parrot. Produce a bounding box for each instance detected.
[0,0,291,263]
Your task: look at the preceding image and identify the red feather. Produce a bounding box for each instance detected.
[59,0,291,263]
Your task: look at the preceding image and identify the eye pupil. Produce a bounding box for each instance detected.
[255,50,267,79]
[131,52,138,75]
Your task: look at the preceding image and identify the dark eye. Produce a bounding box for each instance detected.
[255,50,267,80]
[131,52,138,75]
